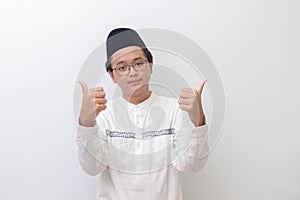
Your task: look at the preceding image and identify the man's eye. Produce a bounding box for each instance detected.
[117,66,127,71]
[135,61,144,67]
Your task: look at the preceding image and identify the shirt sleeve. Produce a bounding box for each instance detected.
[76,117,109,176]
[171,106,209,172]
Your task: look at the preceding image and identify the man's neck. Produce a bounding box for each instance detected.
[122,90,151,105]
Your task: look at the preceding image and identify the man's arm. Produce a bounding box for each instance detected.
[171,108,209,172]
[172,80,209,172]
[76,81,108,176]
[76,122,108,176]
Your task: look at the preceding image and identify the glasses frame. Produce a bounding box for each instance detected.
[112,59,149,76]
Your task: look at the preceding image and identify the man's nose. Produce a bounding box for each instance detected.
[128,65,138,76]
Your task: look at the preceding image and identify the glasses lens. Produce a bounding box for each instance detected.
[115,60,148,75]
[116,65,128,75]
[134,60,146,71]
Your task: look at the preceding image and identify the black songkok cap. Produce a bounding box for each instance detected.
[105,28,152,72]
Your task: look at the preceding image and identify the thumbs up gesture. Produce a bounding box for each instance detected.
[179,80,207,126]
[78,81,107,127]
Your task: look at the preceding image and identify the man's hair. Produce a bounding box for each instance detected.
[105,28,153,72]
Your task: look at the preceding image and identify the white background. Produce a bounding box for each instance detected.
[0,0,299,199]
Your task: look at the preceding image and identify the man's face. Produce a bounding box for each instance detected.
[109,46,153,96]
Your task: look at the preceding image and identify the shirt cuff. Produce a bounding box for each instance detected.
[191,124,208,139]
[77,124,99,141]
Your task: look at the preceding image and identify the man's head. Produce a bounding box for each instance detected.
[105,28,153,73]
[105,28,153,98]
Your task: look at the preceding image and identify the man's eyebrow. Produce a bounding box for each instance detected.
[116,60,126,65]
[116,57,144,65]
[132,57,144,61]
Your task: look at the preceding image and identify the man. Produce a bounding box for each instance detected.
[76,28,209,200]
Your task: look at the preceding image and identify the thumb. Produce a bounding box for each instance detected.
[196,80,207,95]
[77,80,88,94]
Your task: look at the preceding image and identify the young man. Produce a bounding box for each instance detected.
[76,28,209,200]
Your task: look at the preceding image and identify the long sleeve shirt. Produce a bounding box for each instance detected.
[76,93,209,200]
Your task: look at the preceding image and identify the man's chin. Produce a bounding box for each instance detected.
[127,85,147,95]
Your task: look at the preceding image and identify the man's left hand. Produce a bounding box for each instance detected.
[179,80,207,126]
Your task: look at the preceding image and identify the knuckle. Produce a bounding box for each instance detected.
[95,104,101,111]
[179,105,185,110]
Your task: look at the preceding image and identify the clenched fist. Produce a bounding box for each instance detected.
[179,80,207,126]
[78,80,107,127]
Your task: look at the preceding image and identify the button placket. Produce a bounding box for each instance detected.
[135,107,143,153]
[135,108,143,127]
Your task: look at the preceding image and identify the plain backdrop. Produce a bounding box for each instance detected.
[0,0,299,199]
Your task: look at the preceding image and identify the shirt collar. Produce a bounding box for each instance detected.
[119,91,155,109]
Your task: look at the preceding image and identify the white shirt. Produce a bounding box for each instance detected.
[76,93,209,200]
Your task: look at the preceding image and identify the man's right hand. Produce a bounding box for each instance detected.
[78,80,107,127]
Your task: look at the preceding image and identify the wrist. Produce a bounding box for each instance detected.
[197,115,206,126]
[79,117,96,127]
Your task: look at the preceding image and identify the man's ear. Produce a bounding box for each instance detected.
[149,63,153,74]
[109,71,117,83]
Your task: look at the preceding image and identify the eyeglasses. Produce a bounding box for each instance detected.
[112,60,148,76]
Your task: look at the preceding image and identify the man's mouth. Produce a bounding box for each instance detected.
[128,79,142,85]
